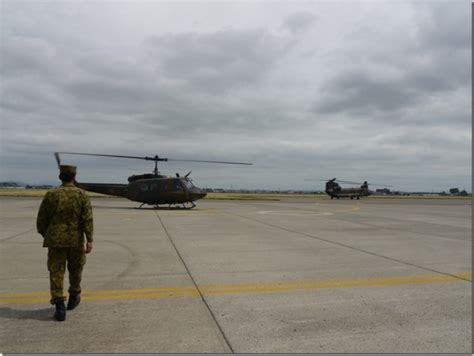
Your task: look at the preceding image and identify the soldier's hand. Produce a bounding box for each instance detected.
[85,241,93,254]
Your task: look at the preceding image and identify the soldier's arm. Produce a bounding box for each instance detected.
[81,192,94,242]
[36,192,53,236]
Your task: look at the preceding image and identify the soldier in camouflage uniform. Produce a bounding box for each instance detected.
[37,165,94,321]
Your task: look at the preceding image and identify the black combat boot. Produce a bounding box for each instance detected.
[67,294,81,310]
[54,300,66,321]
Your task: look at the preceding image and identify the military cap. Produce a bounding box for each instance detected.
[59,165,77,174]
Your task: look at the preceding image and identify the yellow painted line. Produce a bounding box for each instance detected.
[0,272,470,304]
[201,272,471,295]
[0,286,199,304]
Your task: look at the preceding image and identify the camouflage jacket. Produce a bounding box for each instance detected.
[36,182,93,247]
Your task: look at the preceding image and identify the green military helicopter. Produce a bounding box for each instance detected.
[54,152,252,209]
[307,178,391,199]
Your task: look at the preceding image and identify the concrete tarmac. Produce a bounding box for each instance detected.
[0,196,471,353]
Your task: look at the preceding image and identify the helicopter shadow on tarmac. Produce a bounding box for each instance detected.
[0,307,53,321]
[91,204,200,211]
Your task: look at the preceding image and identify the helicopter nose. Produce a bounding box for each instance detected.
[191,189,206,200]
[196,191,207,199]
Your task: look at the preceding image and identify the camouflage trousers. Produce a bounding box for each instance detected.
[47,246,86,304]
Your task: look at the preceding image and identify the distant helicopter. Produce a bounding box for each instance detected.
[306,178,391,200]
[54,152,252,209]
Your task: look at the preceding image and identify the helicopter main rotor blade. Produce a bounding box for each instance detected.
[367,183,393,187]
[56,152,166,161]
[336,180,363,185]
[304,176,393,187]
[335,179,392,187]
[56,152,252,165]
[167,158,252,165]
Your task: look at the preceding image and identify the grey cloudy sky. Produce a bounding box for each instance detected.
[1,0,471,192]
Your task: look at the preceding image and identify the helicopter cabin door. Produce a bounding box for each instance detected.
[165,179,187,204]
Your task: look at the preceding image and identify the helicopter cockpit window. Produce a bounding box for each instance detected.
[183,179,194,189]
[140,184,149,192]
[173,180,184,192]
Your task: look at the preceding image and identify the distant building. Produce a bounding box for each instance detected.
[0,182,23,188]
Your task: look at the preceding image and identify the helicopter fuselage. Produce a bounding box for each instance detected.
[325,180,371,200]
[76,176,207,206]
[326,187,371,199]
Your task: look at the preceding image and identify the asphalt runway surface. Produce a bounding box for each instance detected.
[0,196,471,353]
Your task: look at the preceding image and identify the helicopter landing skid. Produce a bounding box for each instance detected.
[137,202,196,210]
[167,202,196,210]
[168,201,196,210]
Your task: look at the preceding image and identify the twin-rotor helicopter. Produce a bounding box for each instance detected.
[54,152,252,209]
[306,178,392,199]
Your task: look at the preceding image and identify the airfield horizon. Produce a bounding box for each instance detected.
[0,188,471,201]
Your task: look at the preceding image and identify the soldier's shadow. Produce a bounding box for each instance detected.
[0,307,52,321]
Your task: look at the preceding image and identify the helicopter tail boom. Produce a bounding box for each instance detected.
[76,182,128,198]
